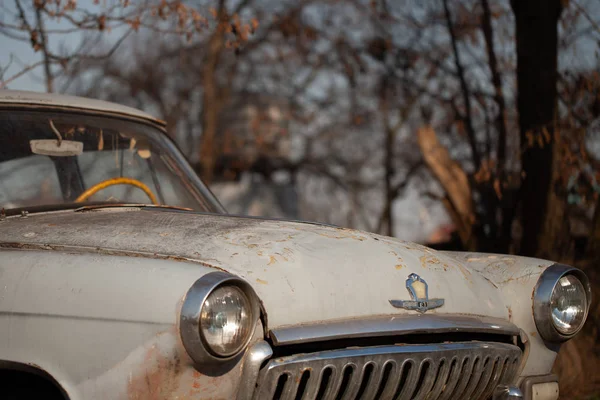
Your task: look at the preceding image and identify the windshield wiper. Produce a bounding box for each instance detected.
[1,201,192,217]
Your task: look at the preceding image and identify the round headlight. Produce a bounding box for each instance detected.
[180,272,260,366]
[533,264,591,342]
[200,285,253,357]
[550,275,587,335]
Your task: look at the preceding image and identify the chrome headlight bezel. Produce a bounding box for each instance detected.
[180,271,260,365]
[533,264,591,342]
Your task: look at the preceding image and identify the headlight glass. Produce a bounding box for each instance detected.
[550,275,587,335]
[200,285,253,357]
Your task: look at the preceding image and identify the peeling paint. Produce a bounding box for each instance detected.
[481,274,499,289]
[496,271,540,285]
[418,255,456,276]
[285,278,295,293]
[419,254,442,268]
[267,256,277,266]
[256,278,268,285]
[122,329,242,400]
[454,262,473,283]
[291,225,368,241]
[0,241,231,274]
[445,251,556,377]
[127,344,181,399]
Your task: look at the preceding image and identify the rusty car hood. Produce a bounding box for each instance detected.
[0,206,510,328]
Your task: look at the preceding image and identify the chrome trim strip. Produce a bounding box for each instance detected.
[493,385,524,399]
[533,264,592,342]
[179,271,260,366]
[236,340,273,400]
[270,314,520,345]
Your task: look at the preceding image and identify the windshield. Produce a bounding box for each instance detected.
[0,110,223,213]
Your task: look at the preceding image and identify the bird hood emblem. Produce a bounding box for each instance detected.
[389,273,445,313]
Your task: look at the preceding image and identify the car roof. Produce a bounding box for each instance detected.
[0,90,165,127]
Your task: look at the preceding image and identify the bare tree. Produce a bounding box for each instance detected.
[0,0,215,91]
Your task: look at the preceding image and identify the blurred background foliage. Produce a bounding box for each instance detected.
[2,0,600,396]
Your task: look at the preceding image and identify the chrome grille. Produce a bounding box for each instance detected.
[253,342,522,400]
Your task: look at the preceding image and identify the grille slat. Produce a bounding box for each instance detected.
[447,356,475,399]
[437,357,463,400]
[325,366,345,400]
[271,373,290,400]
[303,367,325,399]
[337,364,358,400]
[253,342,522,400]
[315,366,336,400]
[340,363,368,400]
[426,357,451,399]
[461,357,486,399]
[361,362,386,400]
[353,363,377,400]
[397,360,419,400]
[471,357,496,400]
[478,357,506,400]
[412,359,439,400]
[378,361,401,399]
[280,370,299,400]
[425,358,450,399]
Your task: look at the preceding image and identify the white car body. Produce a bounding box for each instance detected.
[0,91,590,400]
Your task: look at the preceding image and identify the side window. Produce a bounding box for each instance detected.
[0,155,62,208]
[150,154,200,208]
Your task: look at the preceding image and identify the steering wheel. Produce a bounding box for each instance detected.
[75,177,159,205]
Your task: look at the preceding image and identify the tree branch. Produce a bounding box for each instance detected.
[0,61,45,89]
[442,0,481,169]
[34,4,53,92]
[480,0,508,175]
[571,0,600,34]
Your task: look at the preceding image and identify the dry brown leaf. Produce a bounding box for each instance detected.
[98,130,104,151]
[493,179,502,199]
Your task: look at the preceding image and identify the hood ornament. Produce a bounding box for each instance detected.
[389,273,444,313]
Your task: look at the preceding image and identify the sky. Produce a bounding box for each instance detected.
[0,0,130,92]
[0,30,46,92]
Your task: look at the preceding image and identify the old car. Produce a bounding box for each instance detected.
[0,90,591,400]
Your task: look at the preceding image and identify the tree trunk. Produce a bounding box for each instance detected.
[382,128,395,237]
[381,96,396,237]
[418,125,476,249]
[442,0,480,170]
[34,5,53,93]
[511,0,563,257]
[585,196,600,260]
[199,0,227,184]
[480,0,512,253]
